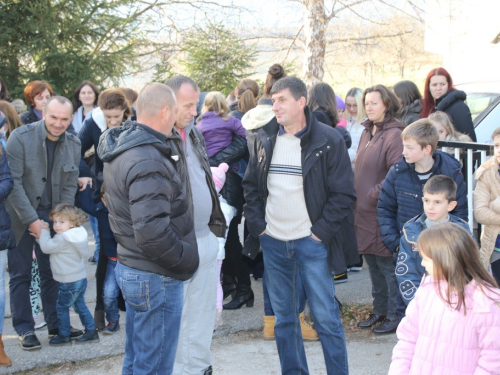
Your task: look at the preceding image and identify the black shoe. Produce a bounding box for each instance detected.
[94,310,105,331]
[49,334,71,346]
[18,332,41,351]
[372,318,400,334]
[334,272,348,284]
[88,256,96,263]
[48,327,84,339]
[357,314,386,329]
[75,329,99,344]
[204,365,213,375]
[223,285,254,310]
[348,258,363,272]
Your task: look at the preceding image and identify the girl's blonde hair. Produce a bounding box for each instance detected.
[49,204,87,227]
[417,223,499,313]
[200,92,230,122]
[428,111,463,140]
[345,87,366,130]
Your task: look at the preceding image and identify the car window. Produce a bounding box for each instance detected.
[466,93,500,120]
[475,101,500,144]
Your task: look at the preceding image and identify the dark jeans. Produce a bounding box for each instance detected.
[8,209,59,335]
[57,278,94,336]
[364,254,398,320]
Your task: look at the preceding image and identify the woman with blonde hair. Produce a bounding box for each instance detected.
[344,88,366,164]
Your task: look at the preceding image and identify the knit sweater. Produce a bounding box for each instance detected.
[38,226,88,283]
[389,277,500,374]
[265,133,312,240]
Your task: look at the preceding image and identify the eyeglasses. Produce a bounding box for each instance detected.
[346,104,357,109]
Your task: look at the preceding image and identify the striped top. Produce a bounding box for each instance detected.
[265,133,312,240]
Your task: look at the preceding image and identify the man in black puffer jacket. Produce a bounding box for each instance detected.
[97,83,199,374]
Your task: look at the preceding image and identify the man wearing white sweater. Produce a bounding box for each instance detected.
[243,77,356,375]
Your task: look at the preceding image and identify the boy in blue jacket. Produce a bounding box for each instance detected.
[78,183,120,335]
[378,119,468,253]
[377,119,468,316]
[396,175,472,305]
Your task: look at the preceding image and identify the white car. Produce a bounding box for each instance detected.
[456,81,500,144]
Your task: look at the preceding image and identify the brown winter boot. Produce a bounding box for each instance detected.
[263,315,275,340]
[0,334,12,366]
[300,312,319,341]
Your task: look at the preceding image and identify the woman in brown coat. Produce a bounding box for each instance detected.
[354,84,404,334]
[474,126,500,285]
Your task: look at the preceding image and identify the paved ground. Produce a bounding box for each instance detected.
[0,224,397,374]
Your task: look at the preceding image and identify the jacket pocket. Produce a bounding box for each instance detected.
[62,164,78,173]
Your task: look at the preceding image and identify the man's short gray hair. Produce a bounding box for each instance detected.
[164,75,199,95]
[269,76,307,101]
[45,96,73,113]
[136,83,176,117]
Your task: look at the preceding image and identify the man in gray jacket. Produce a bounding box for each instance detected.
[6,96,81,350]
[98,83,199,375]
[165,76,225,375]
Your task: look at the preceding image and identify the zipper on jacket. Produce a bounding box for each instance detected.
[398,191,418,199]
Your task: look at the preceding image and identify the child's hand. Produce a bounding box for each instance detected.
[41,222,50,231]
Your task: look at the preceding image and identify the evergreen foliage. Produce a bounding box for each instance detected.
[179,23,256,95]
[0,0,154,98]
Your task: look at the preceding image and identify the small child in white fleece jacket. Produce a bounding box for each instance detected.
[37,203,99,346]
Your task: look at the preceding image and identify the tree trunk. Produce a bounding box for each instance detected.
[302,0,326,88]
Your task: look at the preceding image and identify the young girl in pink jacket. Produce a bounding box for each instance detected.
[389,222,500,375]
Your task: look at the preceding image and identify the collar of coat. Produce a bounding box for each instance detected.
[260,106,321,146]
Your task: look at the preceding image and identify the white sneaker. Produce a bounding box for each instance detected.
[33,314,47,330]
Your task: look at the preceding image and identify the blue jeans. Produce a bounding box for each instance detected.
[56,278,95,336]
[103,259,120,323]
[89,215,100,262]
[116,262,184,375]
[0,251,6,334]
[263,266,306,316]
[259,234,348,375]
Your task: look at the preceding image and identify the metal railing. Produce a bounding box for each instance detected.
[437,140,491,232]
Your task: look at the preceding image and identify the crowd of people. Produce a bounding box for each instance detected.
[0,64,498,375]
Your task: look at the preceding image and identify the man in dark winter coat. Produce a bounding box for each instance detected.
[165,76,225,375]
[97,83,199,374]
[242,76,355,375]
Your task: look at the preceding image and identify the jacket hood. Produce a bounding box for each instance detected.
[408,99,422,113]
[61,227,88,256]
[393,149,461,175]
[362,116,404,131]
[61,226,88,243]
[475,156,499,180]
[91,107,107,133]
[436,89,467,112]
[97,122,173,163]
[241,103,275,131]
